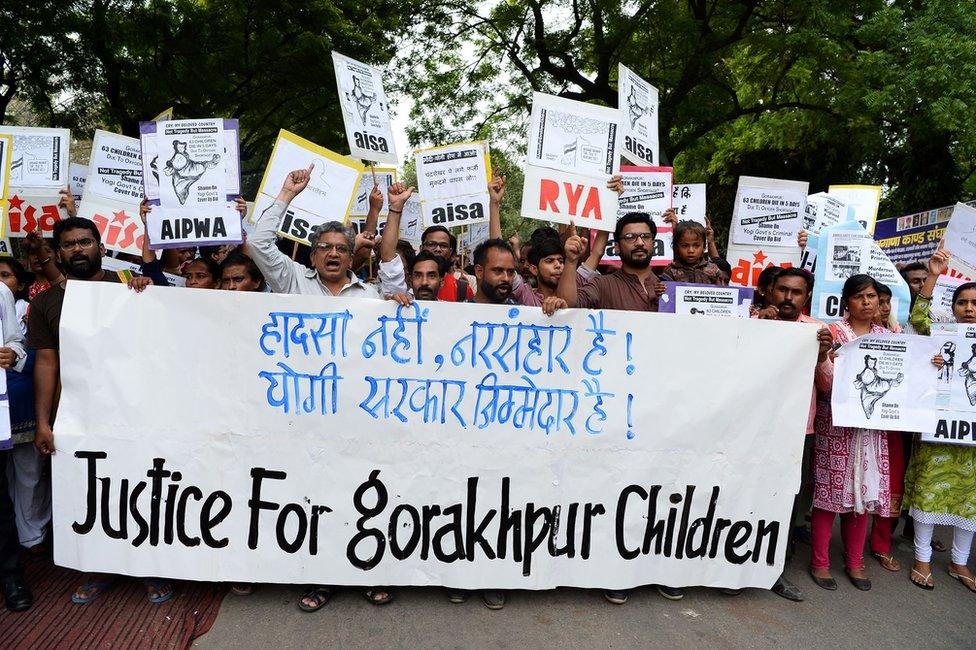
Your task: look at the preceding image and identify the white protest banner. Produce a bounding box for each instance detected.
[812,220,910,323]
[139,118,242,249]
[54,283,818,590]
[69,163,87,204]
[619,165,672,227]
[527,92,620,178]
[731,176,807,247]
[830,333,938,432]
[349,166,397,218]
[942,202,976,275]
[415,141,492,228]
[618,63,659,166]
[658,283,754,318]
[332,52,398,165]
[672,184,706,225]
[828,184,881,235]
[0,134,11,237]
[521,93,621,231]
[803,192,849,235]
[0,125,69,189]
[249,130,364,245]
[73,130,146,257]
[726,242,801,288]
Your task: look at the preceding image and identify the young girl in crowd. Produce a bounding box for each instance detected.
[0,258,50,556]
[660,220,729,285]
[219,251,267,292]
[810,273,893,592]
[904,246,976,592]
[875,283,903,332]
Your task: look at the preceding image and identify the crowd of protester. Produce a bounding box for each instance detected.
[1,167,973,615]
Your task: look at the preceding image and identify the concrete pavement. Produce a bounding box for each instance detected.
[195,530,974,649]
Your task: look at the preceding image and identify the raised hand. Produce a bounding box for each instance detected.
[235,196,247,218]
[59,186,77,218]
[369,183,384,212]
[798,229,808,249]
[927,244,949,276]
[139,198,151,223]
[488,175,506,204]
[387,181,414,212]
[281,163,314,197]
[662,208,678,227]
[608,175,624,196]
[563,221,584,264]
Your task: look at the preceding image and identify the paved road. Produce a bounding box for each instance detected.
[196,530,974,649]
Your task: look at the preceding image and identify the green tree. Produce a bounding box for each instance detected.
[397,0,976,238]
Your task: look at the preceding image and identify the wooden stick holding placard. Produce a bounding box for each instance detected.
[291,240,299,261]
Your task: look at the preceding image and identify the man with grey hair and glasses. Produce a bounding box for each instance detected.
[248,164,402,610]
[250,164,405,298]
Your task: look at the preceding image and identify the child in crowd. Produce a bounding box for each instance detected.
[182,258,222,289]
[875,283,903,332]
[660,220,729,285]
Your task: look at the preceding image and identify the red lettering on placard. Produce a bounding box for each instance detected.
[539,179,560,212]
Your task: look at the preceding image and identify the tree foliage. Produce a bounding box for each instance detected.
[396,0,976,238]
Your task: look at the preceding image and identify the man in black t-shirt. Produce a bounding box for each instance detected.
[28,216,162,606]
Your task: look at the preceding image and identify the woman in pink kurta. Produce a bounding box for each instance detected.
[810,274,892,592]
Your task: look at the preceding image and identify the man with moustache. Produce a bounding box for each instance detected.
[27,217,166,606]
[755,267,835,602]
[407,251,446,301]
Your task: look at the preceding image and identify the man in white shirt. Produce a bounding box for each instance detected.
[249,164,397,298]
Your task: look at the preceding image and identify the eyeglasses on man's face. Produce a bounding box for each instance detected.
[59,237,97,251]
[618,232,654,242]
[313,243,351,255]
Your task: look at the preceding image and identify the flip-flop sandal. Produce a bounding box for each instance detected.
[364,588,394,605]
[71,579,117,605]
[871,552,902,572]
[231,583,254,596]
[910,568,934,591]
[143,578,175,604]
[298,586,333,612]
[948,570,976,593]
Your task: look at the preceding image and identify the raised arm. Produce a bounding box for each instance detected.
[910,245,949,335]
[557,222,585,308]
[488,175,506,240]
[353,183,384,270]
[249,165,313,293]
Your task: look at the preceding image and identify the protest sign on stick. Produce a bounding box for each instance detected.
[139,118,243,249]
[521,93,621,231]
[75,130,146,257]
[332,52,398,165]
[0,126,71,237]
[250,130,363,245]
[672,184,706,225]
[828,184,881,235]
[349,166,397,218]
[812,220,910,323]
[415,141,492,227]
[618,64,659,166]
[730,176,807,248]
[54,283,818,590]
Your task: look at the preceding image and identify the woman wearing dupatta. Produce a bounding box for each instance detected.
[810,274,893,592]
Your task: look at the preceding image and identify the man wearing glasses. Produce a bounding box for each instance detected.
[417,227,475,302]
[249,164,400,299]
[557,212,666,312]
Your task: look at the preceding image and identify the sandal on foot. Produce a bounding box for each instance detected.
[844,568,871,591]
[809,569,837,591]
[231,583,254,596]
[298,586,333,612]
[364,588,394,605]
[144,578,175,604]
[948,569,976,593]
[910,568,934,591]
[71,578,117,605]
[871,552,901,572]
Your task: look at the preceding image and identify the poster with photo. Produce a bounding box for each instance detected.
[618,63,659,166]
[332,52,398,165]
